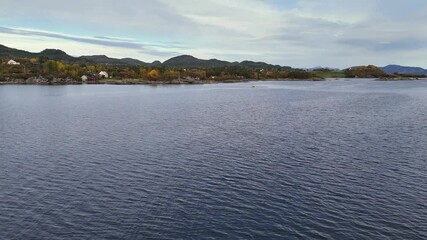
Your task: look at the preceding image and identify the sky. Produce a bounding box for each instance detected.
[1,0,427,68]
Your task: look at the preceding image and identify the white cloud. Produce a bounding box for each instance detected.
[293,0,381,23]
[1,0,427,67]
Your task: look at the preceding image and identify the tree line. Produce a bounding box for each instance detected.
[3,57,416,83]
[0,57,323,82]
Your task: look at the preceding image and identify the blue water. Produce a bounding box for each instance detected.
[1,79,427,239]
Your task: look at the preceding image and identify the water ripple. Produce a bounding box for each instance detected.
[1,80,427,239]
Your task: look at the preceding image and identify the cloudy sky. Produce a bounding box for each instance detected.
[1,0,427,68]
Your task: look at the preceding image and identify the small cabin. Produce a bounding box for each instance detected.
[8,59,20,65]
[81,75,88,82]
[99,71,109,79]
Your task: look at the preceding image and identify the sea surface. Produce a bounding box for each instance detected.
[1,79,427,239]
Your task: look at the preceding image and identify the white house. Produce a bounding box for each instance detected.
[99,71,109,79]
[81,75,88,81]
[7,59,20,65]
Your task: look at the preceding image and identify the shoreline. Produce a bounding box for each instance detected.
[0,77,325,85]
[2,77,426,86]
[376,77,425,81]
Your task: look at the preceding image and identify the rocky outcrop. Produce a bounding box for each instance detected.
[1,76,82,84]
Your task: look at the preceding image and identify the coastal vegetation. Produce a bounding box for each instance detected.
[0,57,322,84]
[0,44,425,84]
[312,69,346,78]
[344,65,388,78]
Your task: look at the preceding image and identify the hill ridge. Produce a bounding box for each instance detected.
[381,64,427,75]
[0,44,290,69]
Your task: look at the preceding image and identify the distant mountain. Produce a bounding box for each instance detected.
[239,60,289,69]
[121,58,148,66]
[40,49,75,61]
[163,55,230,68]
[79,55,148,66]
[150,60,162,66]
[0,44,81,62]
[163,55,288,69]
[0,44,37,58]
[0,44,289,69]
[381,65,427,75]
[0,44,148,65]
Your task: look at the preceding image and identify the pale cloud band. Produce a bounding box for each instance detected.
[0,27,182,57]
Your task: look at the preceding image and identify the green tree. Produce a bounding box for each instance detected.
[43,60,58,74]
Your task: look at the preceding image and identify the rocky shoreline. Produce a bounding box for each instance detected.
[0,77,325,85]
[0,76,82,85]
[376,77,424,81]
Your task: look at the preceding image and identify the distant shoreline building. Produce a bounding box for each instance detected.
[99,71,109,79]
[8,59,20,65]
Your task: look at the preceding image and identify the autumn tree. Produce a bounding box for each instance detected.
[30,58,39,64]
[148,69,160,80]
